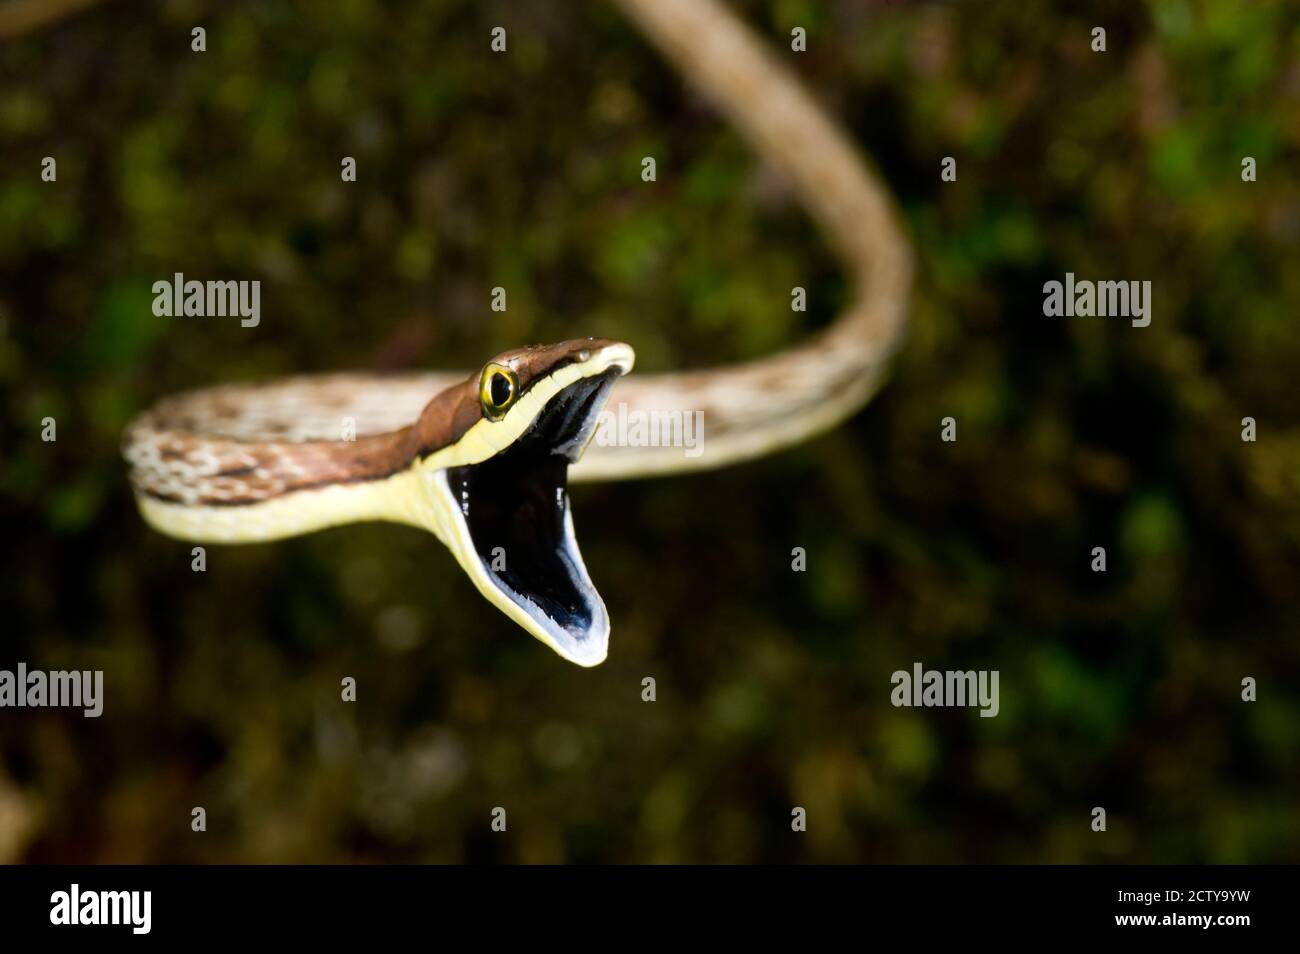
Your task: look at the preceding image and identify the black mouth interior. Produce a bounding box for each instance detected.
[447,369,619,637]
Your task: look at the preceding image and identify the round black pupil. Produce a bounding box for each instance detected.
[489,373,512,407]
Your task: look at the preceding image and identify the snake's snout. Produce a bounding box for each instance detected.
[430,342,633,665]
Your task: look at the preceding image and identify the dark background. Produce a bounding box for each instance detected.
[1,0,1297,863]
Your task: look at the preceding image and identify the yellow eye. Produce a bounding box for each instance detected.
[479,363,519,421]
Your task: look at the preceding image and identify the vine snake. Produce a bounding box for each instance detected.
[122,0,913,666]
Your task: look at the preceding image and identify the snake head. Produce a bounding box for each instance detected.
[416,339,634,666]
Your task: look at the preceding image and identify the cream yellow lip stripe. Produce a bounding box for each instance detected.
[122,0,912,665]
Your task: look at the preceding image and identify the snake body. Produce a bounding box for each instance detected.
[123,0,912,664]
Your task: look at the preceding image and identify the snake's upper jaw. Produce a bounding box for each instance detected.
[439,361,628,666]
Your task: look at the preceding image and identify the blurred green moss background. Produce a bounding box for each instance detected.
[1,0,1298,863]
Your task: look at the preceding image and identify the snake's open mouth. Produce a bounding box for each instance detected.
[443,368,622,665]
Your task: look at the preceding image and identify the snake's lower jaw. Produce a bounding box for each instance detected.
[438,366,626,666]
